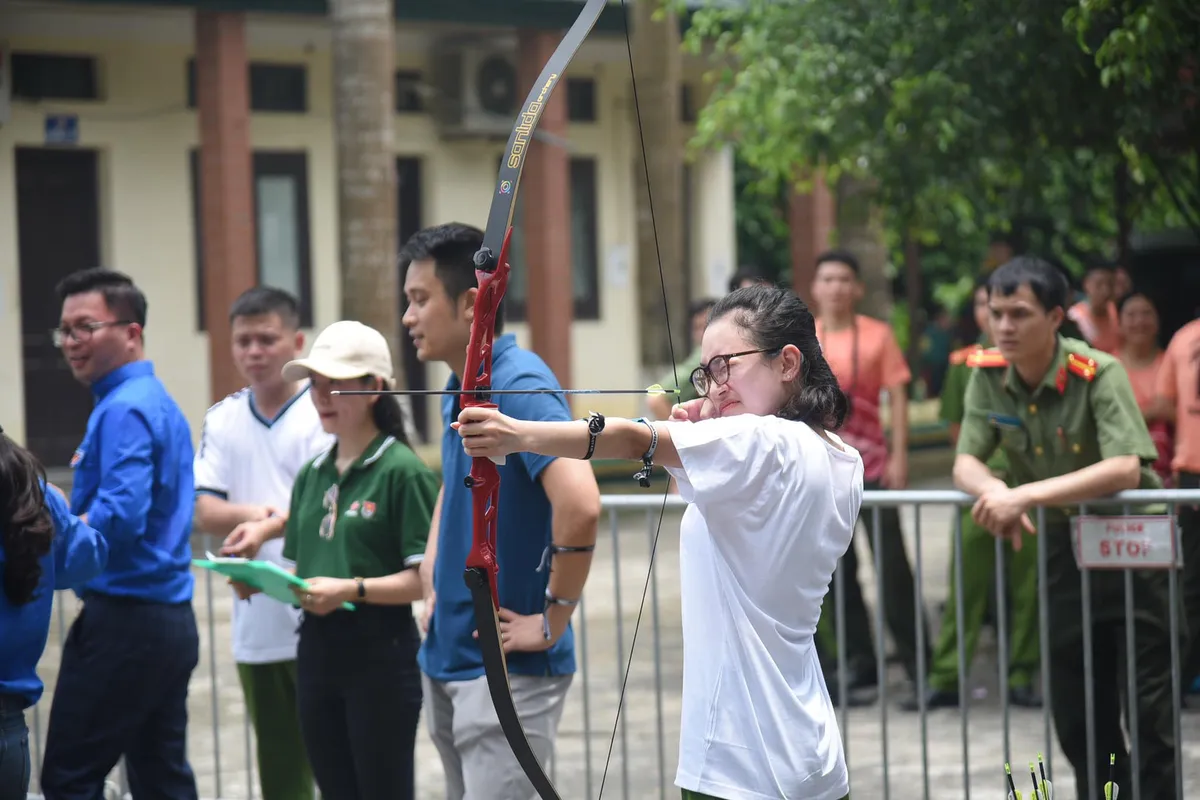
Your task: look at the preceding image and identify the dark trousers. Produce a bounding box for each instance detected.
[818,481,931,681]
[297,604,423,800]
[40,594,199,800]
[0,695,31,800]
[1044,527,1179,800]
[1178,471,1200,688]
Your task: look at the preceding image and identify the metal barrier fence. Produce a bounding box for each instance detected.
[23,489,1200,799]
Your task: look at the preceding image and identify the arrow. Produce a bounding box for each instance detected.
[1104,753,1119,799]
[331,384,681,396]
[1037,752,1053,799]
[1005,762,1023,800]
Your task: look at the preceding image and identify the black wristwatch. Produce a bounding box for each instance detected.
[354,577,366,599]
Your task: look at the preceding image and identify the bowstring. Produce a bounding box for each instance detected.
[597,1,681,796]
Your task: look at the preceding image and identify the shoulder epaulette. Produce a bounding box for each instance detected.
[949,345,982,366]
[1066,352,1098,381]
[966,348,1008,369]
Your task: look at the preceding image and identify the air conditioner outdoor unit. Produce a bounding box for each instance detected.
[0,44,12,126]
[429,39,520,139]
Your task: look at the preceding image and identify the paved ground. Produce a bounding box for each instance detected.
[26,478,1200,799]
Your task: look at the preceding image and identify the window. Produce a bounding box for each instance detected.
[681,84,696,123]
[566,77,596,122]
[395,70,424,113]
[502,156,600,322]
[191,151,314,329]
[11,53,99,101]
[186,60,307,113]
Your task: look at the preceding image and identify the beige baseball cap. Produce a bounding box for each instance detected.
[282,320,394,385]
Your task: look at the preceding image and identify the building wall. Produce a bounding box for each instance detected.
[0,3,736,447]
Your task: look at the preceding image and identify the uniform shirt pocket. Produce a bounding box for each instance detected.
[999,427,1030,453]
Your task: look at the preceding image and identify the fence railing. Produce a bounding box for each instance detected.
[23,489,1200,799]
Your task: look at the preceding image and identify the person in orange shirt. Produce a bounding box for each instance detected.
[809,250,929,701]
[1066,262,1122,353]
[1114,265,1133,299]
[1116,291,1174,484]
[1156,312,1200,696]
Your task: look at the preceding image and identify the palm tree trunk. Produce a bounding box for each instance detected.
[329,0,414,428]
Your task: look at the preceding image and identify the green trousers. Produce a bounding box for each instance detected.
[237,660,315,800]
[928,508,1040,691]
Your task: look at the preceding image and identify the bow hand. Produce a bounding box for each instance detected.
[670,397,714,422]
[455,406,525,459]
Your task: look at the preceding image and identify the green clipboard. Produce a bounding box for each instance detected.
[193,552,356,611]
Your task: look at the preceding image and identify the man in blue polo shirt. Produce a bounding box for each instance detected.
[40,269,199,800]
[402,223,601,800]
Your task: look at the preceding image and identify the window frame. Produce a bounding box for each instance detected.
[11,52,101,101]
[186,59,308,114]
[502,155,601,322]
[190,149,314,330]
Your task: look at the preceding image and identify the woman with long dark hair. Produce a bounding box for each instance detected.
[0,426,107,797]
[454,285,859,800]
[220,321,438,800]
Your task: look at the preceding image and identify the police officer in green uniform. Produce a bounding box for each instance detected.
[903,277,1040,710]
[953,258,1178,799]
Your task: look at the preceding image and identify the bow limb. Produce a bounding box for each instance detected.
[462,2,610,799]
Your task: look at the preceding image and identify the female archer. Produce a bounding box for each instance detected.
[454,284,860,800]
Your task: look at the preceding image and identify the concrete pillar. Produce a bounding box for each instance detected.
[788,172,834,307]
[517,29,573,389]
[195,11,256,403]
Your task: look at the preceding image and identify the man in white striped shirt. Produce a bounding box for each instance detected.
[193,287,333,800]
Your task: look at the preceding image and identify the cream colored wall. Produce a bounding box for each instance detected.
[691,146,738,300]
[0,31,338,444]
[0,4,737,448]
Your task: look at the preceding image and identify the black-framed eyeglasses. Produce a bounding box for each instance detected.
[51,320,133,348]
[690,348,780,397]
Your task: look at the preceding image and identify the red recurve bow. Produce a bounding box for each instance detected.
[329,5,681,797]
[460,3,611,798]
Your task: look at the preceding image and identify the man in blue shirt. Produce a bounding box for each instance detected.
[40,269,200,800]
[401,223,602,800]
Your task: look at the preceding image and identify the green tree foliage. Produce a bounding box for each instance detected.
[686,0,1197,297]
[732,153,791,282]
[1067,0,1200,235]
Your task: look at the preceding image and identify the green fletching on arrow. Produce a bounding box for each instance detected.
[644,384,679,395]
[1104,752,1118,799]
[1005,763,1021,800]
[1036,752,1052,799]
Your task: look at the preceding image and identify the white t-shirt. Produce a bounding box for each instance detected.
[665,413,863,800]
[194,385,334,664]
